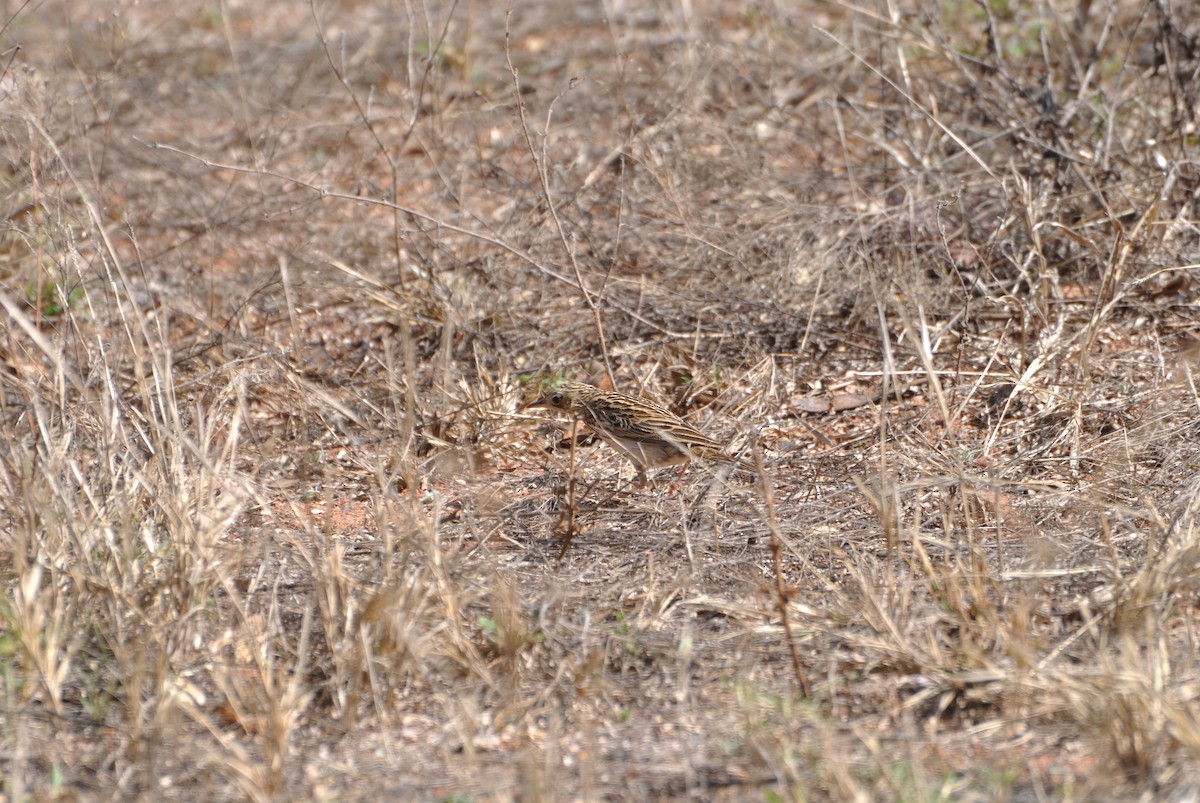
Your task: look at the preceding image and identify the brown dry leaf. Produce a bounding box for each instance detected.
[830,392,873,412]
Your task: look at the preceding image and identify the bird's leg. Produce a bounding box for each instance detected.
[666,460,693,495]
[634,465,649,488]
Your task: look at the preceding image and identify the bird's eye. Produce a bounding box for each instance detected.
[550,392,564,405]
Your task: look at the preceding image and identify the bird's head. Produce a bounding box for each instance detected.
[528,381,589,413]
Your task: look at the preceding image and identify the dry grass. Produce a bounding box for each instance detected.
[3,0,1200,799]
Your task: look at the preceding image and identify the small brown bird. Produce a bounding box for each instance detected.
[529,381,733,486]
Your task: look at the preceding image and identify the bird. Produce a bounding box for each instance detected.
[528,381,733,486]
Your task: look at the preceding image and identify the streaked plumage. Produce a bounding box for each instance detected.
[529,381,732,485]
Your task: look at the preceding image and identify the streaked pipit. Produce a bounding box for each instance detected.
[529,381,733,486]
